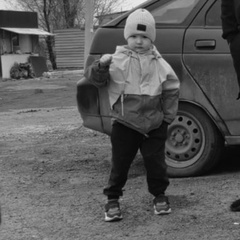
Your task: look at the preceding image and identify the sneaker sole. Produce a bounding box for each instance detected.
[154,207,172,215]
[104,213,123,222]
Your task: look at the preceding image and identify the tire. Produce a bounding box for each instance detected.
[165,103,223,177]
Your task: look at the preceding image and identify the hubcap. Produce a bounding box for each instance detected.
[165,114,205,166]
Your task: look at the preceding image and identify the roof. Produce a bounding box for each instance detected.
[0,10,38,28]
[0,27,53,36]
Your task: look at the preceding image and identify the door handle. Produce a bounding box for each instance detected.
[195,40,216,49]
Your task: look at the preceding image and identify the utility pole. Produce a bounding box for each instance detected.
[84,0,94,66]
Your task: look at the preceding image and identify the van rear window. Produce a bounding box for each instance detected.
[151,0,200,24]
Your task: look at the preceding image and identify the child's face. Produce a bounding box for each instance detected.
[127,34,152,53]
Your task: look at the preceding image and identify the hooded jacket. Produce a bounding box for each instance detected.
[221,0,240,43]
[84,45,180,135]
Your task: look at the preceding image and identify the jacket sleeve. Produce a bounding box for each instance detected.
[161,63,180,124]
[84,60,110,88]
[221,0,238,43]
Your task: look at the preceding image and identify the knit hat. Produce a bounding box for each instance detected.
[124,9,156,42]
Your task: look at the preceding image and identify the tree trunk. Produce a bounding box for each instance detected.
[46,36,57,70]
[43,0,57,69]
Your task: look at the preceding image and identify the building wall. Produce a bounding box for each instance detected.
[1,54,34,78]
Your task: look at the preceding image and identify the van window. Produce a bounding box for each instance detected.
[151,0,200,24]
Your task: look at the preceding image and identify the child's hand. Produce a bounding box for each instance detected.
[99,54,112,68]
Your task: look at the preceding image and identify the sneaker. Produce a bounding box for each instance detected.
[104,199,123,222]
[153,195,171,215]
[230,199,240,212]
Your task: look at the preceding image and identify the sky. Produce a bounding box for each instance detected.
[0,0,148,11]
[0,0,20,10]
[0,0,10,9]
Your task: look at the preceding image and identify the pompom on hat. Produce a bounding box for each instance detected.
[124,8,156,42]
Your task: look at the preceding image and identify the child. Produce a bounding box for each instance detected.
[84,8,180,222]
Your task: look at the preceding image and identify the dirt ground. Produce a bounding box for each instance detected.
[1,73,240,240]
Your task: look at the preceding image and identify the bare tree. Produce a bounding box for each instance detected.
[62,0,79,28]
[16,0,125,69]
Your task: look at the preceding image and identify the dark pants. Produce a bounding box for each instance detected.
[230,32,240,98]
[103,122,169,198]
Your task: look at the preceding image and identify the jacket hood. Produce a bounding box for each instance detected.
[115,45,162,59]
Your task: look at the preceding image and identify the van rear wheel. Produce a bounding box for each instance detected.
[165,103,223,177]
